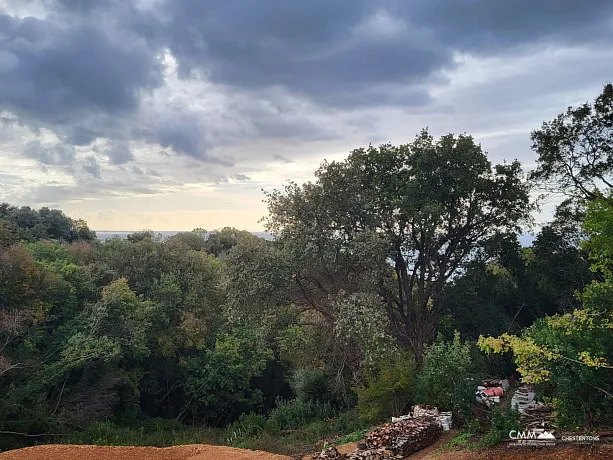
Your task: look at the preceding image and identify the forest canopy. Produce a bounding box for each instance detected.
[1,84,612,453]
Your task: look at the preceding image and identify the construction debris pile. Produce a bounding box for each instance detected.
[315,414,441,460]
[511,385,554,428]
[510,385,536,412]
[475,378,510,406]
[392,406,451,430]
[359,416,442,458]
[315,446,345,459]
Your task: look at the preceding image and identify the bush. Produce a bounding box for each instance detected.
[290,368,332,403]
[355,352,416,423]
[77,421,131,446]
[336,428,370,445]
[224,408,369,454]
[74,420,216,447]
[479,407,521,447]
[442,431,476,451]
[266,397,337,432]
[225,412,267,442]
[330,409,369,434]
[415,332,482,424]
[480,305,613,429]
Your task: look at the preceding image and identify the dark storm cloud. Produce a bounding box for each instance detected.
[161,0,448,106]
[95,142,135,165]
[161,0,613,106]
[2,0,613,174]
[65,127,102,146]
[233,95,339,140]
[403,0,613,52]
[135,108,234,164]
[0,3,229,163]
[0,12,162,122]
[43,0,116,14]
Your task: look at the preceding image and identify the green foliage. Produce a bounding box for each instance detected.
[224,407,368,455]
[584,195,613,276]
[480,194,613,428]
[263,130,531,361]
[204,227,257,257]
[126,231,156,243]
[6,90,613,456]
[73,420,216,447]
[88,279,154,359]
[333,292,398,368]
[416,332,482,424]
[530,83,613,200]
[439,223,592,343]
[266,398,336,432]
[335,428,369,445]
[225,412,267,440]
[276,325,330,369]
[290,368,332,403]
[165,231,207,251]
[182,328,273,424]
[479,407,521,448]
[440,431,476,452]
[355,353,416,423]
[0,216,272,445]
[0,203,95,243]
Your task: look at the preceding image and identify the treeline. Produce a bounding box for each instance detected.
[1,85,612,453]
[0,204,96,244]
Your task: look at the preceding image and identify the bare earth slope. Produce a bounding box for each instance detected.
[4,441,612,460]
[0,444,292,460]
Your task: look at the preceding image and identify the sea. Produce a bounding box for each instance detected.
[95,230,273,241]
[95,231,535,246]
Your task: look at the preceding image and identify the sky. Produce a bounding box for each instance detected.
[0,0,612,231]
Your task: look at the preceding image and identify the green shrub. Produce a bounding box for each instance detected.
[224,409,366,454]
[225,412,267,442]
[465,418,483,436]
[77,421,131,446]
[416,332,482,424]
[290,368,332,403]
[74,420,216,447]
[355,352,416,423]
[336,428,369,445]
[442,431,475,450]
[479,407,521,447]
[266,397,337,432]
[329,409,369,434]
[529,311,613,429]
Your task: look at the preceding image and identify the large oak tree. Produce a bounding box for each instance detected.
[530,83,613,200]
[263,129,531,358]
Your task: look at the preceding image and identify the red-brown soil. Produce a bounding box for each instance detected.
[0,444,292,460]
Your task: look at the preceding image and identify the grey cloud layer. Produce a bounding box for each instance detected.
[1,0,612,195]
[162,0,613,103]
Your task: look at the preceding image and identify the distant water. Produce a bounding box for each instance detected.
[95,230,273,241]
[95,231,536,246]
[519,233,536,247]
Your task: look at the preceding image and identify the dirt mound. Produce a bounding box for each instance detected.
[0,444,293,460]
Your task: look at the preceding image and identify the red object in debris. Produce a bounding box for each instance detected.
[483,387,503,397]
